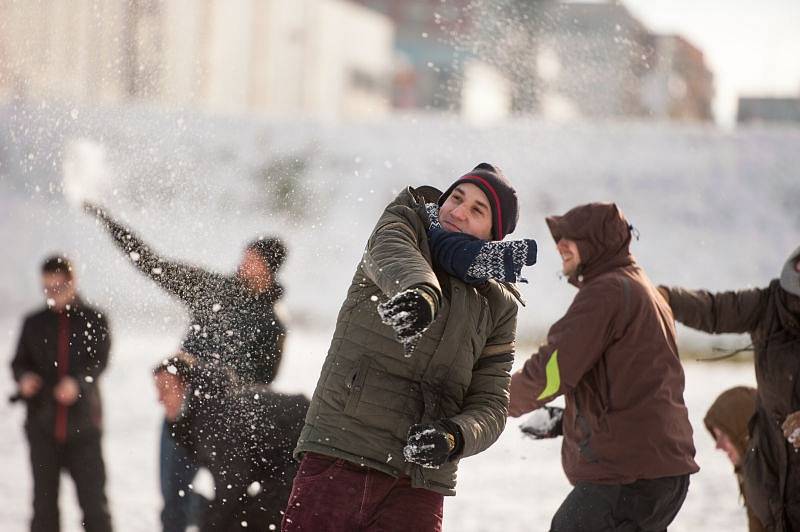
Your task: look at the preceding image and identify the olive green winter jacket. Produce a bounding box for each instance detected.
[294,185,521,495]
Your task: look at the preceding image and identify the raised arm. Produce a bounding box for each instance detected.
[85,203,218,301]
[660,285,768,335]
[360,194,441,305]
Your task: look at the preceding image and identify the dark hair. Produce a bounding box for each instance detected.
[152,352,197,382]
[247,237,287,272]
[41,255,74,278]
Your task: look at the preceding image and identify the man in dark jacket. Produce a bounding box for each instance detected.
[704,386,766,532]
[85,203,287,532]
[11,255,113,532]
[152,353,308,531]
[283,164,537,531]
[509,202,699,531]
[660,245,800,531]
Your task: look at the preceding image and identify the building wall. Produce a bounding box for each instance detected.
[0,0,394,121]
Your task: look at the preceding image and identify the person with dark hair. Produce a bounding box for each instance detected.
[282,163,537,531]
[152,353,308,532]
[84,203,287,532]
[508,202,699,531]
[704,386,766,532]
[659,246,800,531]
[11,255,113,532]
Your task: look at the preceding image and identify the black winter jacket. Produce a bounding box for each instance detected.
[170,366,308,530]
[101,215,285,384]
[665,280,800,531]
[11,299,110,440]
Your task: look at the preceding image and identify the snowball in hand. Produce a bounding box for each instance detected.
[62,139,110,208]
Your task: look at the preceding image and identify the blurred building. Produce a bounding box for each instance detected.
[351,0,513,122]
[641,35,714,121]
[0,0,394,121]
[737,97,800,125]
[529,2,654,120]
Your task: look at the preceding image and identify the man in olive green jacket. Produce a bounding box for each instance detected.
[282,164,535,531]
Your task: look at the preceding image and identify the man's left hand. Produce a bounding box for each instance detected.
[403,421,461,469]
[783,411,800,447]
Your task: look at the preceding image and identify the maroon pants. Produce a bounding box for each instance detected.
[281,452,444,532]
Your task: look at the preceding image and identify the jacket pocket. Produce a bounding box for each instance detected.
[344,356,371,416]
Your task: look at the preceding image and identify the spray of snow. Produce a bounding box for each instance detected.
[62,138,111,208]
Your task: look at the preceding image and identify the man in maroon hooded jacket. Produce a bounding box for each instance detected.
[508,202,698,531]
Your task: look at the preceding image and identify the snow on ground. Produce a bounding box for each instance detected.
[1,323,756,532]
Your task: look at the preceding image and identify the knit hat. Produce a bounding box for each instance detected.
[438,163,519,241]
[780,245,800,297]
[247,237,287,273]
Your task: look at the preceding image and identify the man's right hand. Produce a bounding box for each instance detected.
[18,372,42,399]
[377,287,436,348]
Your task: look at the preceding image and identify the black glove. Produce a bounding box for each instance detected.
[377,287,437,349]
[403,420,463,469]
[519,406,564,439]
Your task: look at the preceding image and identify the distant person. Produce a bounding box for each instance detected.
[283,163,536,531]
[85,203,287,532]
[659,245,800,531]
[11,255,113,532]
[704,386,765,532]
[153,353,308,531]
[509,202,698,531]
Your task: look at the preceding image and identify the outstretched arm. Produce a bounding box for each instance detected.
[85,203,218,301]
[660,285,768,334]
[509,278,620,417]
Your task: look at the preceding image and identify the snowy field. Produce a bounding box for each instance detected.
[0,326,757,532]
[1,101,795,530]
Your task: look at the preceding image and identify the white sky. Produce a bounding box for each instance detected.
[622,0,800,125]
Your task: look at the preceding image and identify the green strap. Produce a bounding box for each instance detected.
[537,349,561,400]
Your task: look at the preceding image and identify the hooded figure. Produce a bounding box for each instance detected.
[509,202,698,531]
[704,386,766,532]
[660,246,800,531]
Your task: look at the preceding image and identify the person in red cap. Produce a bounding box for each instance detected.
[282,163,536,532]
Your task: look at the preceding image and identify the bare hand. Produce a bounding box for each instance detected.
[18,372,43,398]
[53,376,80,406]
[782,411,800,448]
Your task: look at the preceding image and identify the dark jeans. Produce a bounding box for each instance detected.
[159,419,202,532]
[550,475,691,532]
[281,452,444,532]
[27,429,112,532]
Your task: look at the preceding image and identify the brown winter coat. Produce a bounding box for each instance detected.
[295,186,521,495]
[664,281,800,531]
[704,386,766,532]
[509,202,698,485]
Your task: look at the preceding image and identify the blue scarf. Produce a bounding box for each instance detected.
[425,203,537,285]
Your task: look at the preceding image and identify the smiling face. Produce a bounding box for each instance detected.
[438,183,493,240]
[556,238,581,277]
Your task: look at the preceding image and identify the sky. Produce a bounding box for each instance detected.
[622,0,800,126]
